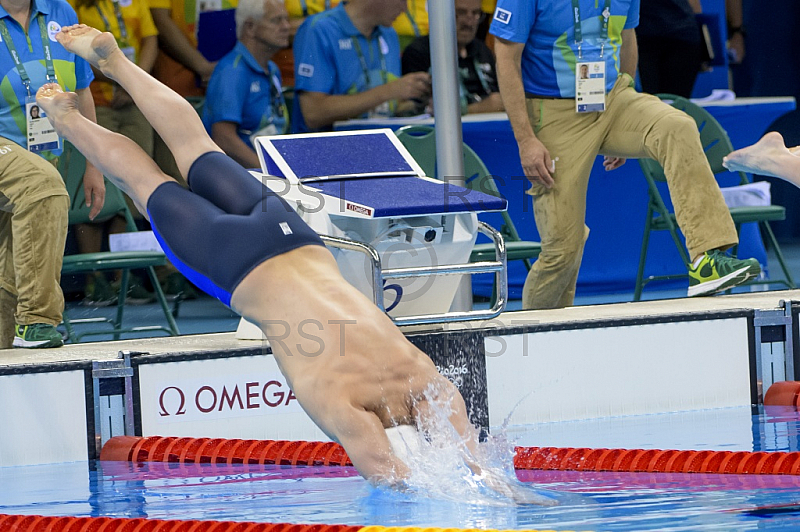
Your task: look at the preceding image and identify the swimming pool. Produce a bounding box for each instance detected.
[3,405,800,531]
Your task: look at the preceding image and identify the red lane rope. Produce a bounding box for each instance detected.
[100,436,353,467]
[0,514,363,532]
[101,436,800,475]
[512,446,800,474]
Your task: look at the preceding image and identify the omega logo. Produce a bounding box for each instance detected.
[158,380,298,417]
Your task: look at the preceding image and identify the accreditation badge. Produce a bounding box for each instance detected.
[575,61,606,113]
[26,98,59,153]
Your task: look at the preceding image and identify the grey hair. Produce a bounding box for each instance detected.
[235,0,266,39]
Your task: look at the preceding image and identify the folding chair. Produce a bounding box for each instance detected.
[634,94,795,301]
[59,141,180,342]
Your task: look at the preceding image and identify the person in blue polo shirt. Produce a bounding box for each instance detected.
[292,0,431,133]
[490,0,761,310]
[203,0,290,169]
[0,0,104,348]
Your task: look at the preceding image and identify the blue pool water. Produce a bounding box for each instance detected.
[3,405,800,531]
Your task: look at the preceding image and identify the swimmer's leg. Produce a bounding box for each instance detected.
[186,152,276,215]
[55,24,220,181]
[723,131,800,186]
[36,85,169,217]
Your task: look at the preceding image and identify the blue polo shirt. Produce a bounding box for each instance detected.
[202,41,287,146]
[489,0,639,98]
[0,0,93,156]
[292,3,401,132]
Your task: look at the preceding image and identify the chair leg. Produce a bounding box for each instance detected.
[113,269,130,341]
[634,205,654,302]
[147,266,180,336]
[61,309,76,344]
[762,221,796,289]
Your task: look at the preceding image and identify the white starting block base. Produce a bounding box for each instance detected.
[236,129,508,339]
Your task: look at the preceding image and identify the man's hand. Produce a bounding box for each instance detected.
[389,72,431,101]
[198,61,217,86]
[603,156,626,171]
[728,31,745,64]
[82,167,105,220]
[519,136,555,188]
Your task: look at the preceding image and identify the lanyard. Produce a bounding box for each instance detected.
[350,36,387,87]
[404,0,420,38]
[571,0,611,59]
[298,0,331,18]
[95,0,131,47]
[0,15,57,97]
[267,64,287,128]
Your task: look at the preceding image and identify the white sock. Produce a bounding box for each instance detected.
[692,254,706,268]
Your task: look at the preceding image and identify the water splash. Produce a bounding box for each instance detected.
[387,382,559,507]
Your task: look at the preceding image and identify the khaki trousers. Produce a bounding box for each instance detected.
[522,74,738,310]
[0,138,69,346]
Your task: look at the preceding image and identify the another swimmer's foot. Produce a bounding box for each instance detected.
[35,83,80,137]
[723,131,788,177]
[56,25,123,77]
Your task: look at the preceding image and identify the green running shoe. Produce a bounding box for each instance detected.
[688,249,761,297]
[13,323,64,348]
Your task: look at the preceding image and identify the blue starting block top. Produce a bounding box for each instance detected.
[254,129,507,218]
[264,134,415,179]
[306,176,506,218]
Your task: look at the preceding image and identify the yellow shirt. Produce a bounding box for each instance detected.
[392,0,428,40]
[284,0,339,18]
[72,0,158,105]
[148,0,237,46]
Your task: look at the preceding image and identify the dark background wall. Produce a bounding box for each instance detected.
[732,0,800,240]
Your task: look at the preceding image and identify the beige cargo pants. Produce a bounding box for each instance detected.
[0,138,69,347]
[522,74,738,310]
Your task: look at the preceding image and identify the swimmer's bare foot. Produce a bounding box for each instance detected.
[56,25,124,78]
[723,132,791,178]
[35,83,80,137]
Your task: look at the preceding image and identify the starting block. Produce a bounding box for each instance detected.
[236,129,508,339]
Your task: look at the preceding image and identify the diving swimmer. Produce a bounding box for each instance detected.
[37,24,556,506]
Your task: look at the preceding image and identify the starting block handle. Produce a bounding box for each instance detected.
[320,221,507,325]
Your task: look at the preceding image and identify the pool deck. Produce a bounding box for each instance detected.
[1,287,798,367]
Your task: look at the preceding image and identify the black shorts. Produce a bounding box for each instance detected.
[146,151,326,306]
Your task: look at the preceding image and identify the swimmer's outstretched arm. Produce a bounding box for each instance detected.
[723,131,800,187]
